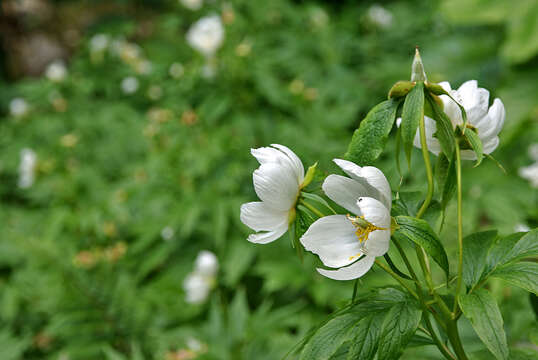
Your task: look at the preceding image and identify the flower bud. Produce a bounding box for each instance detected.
[388,81,415,99]
[411,48,427,82]
[425,82,446,96]
[300,162,318,189]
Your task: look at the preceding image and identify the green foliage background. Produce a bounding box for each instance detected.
[0,0,537,359]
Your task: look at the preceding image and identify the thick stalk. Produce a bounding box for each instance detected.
[446,320,469,360]
[453,142,464,315]
[394,239,455,359]
[415,111,436,293]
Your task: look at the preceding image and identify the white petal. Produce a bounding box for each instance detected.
[247,222,288,244]
[251,145,304,184]
[317,255,375,281]
[364,229,390,257]
[487,98,505,136]
[300,215,362,268]
[459,149,477,161]
[440,94,463,126]
[240,201,288,231]
[483,136,500,155]
[253,163,299,211]
[457,80,478,108]
[271,144,305,183]
[357,197,390,229]
[332,159,392,209]
[322,175,365,214]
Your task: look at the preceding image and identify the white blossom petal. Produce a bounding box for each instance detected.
[322,175,365,214]
[364,229,390,257]
[253,163,299,211]
[247,223,288,244]
[271,144,305,183]
[332,159,392,209]
[357,197,390,229]
[300,215,362,268]
[317,255,375,281]
[240,202,288,231]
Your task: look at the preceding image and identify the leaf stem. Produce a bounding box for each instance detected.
[375,259,418,300]
[299,199,325,219]
[446,320,469,360]
[453,142,463,316]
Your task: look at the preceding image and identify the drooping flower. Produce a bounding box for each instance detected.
[183,250,219,304]
[9,98,29,117]
[186,15,224,57]
[300,159,391,280]
[413,80,505,160]
[18,148,37,189]
[45,60,67,82]
[240,144,306,244]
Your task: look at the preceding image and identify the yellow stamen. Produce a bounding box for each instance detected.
[346,214,386,244]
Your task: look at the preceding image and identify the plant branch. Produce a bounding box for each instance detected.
[453,142,464,316]
[375,259,418,300]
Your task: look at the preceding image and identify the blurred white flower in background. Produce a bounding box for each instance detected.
[161,226,175,241]
[183,250,218,304]
[413,80,505,160]
[514,223,530,232]
[45,60,67,82]
[187,15,224,57]
[121,76,139,94]
[169,62,185,78]
[9,98,29,117]
[18,148,37,189]
[180,0,203,11]
[89,33,109,53]
[519,162,538,188]
[367,4,393,29]
[519,143,538,188]
[240,144,305,244]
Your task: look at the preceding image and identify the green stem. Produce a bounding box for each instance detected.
[416,111,434,219]
[447,320,469,360]
[453,142,464,316]
[299,199,325,219]
[394,238,455,359]
[375,259,418,300]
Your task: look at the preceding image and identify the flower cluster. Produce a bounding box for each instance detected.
[183,250,219,304]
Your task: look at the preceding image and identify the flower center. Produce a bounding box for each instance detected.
[346,214,386,261]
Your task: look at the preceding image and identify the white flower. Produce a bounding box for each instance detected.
[194,250,219,276]
[121,76,139,94]
[90,33,109,53]
[18,148,37,189]
[161,226,175,241]
[186,15,224,57]
[413,80,505,160]
[45,60,67,82]
[514,223,530,232]
[183,272,212,304]
[180,0,203,10]
[300,159,391,281]
[9,98,29,117]
[183,250,218,304]
[240,144,305,244]
[519,162,538,188]
[368,4,393,28]
[169,62,185,78]
[528,143,538,162]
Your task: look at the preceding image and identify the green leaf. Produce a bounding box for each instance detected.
[346,314,382,360]
[440,152,457,212]
[462,231,498,288]
[376,301,422,360]
[462,128,484,166]
[344,99,400,165]
[394,215,449,278]
[489,262,538,295]
[426,94,456,157]
[459,289,509,360]
[401,82,424,166]
[486,229,538,273]
[300,313,361,360]
[383,253,412,280]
